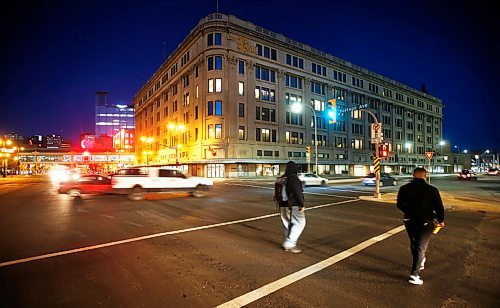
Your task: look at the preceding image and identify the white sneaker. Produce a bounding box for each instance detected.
[283,245,302,253]
[420,257,426,271]
[409,275,423,285]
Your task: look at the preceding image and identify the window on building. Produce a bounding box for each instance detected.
[239,126,245,140]
[215,124,222,139]
[207,56,222,71]
[351,139,364,149]
[207,33,222,46]
[285,74,303,89]
[286,54,304,69]
[208,78,222,93]
[208,124,214,138]
[239,103,245,117]
[256,44,277,60]
[255,65,276,83]
[215,100,222,116]
[332,70,347,83]
[238,60,245,74]
[238,82,244,95]
[207,101,213,116]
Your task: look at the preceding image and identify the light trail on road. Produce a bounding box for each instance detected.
[0,199,360,268]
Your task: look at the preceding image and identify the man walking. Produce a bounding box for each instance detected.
[397,167,445,285]
[279,161,306,253]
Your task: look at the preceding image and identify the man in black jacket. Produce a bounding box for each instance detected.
[397,167,445,285]
[280,161,306,253]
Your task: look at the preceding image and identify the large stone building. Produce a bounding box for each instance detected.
[133,13,444,178]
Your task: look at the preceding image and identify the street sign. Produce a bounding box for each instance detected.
[371,123,383,144]
[338,103,368,115]
[425,152,434,160]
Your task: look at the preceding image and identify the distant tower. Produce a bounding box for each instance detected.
[96,91,108,106]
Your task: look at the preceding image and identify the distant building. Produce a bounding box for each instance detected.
[95,91,135,138]
[46,134,63,149]
[113,129,135,152]
[4,132,25,142]
[28,135,46,148]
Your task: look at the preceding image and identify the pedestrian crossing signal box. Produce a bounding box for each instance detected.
[379,144,389,158]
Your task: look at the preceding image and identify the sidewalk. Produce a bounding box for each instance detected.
[359,191,500,213]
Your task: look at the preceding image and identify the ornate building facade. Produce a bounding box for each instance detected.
[134,13,444,178]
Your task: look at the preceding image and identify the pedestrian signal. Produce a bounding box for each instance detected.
[379,144,389,158]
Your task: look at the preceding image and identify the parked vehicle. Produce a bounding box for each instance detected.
[486,168,499,176]
[297,173,328,187]
[58,175,112,197]
[361,173,398,186]
[457,169,478,181]
[111,166,214,200]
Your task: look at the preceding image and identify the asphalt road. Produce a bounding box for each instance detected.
[0,176,499,307]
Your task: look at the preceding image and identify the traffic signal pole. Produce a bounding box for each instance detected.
[361,109,381,199]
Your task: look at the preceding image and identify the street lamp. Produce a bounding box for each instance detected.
[168,123,185,166]
[291,102,318,174]
[140,136,154,165]
[0,139,14,177]
[438,140,445,155]
[404,142,412,153]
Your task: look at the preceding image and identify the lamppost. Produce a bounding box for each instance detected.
[0,139,13,177]
[291,102,318,174]
[168,123,185,166]
[140,136,154,165]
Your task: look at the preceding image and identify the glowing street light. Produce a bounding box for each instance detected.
[291,102,317,173]
[168,123,186,166]
[140,136,155,165]
[0,139,14,177]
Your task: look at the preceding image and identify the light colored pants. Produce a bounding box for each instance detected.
[280,206,306,248]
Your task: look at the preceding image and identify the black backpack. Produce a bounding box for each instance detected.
[273,176,288,207]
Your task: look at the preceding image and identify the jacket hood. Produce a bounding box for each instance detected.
[285,161,299,176]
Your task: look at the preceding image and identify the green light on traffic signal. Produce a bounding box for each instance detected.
[327,98,337,124]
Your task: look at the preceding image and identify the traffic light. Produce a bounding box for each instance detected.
[379,144,389,158]
[306,146,311,156]
[327,99,337,124]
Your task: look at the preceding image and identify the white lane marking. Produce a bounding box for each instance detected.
[100,214,115,219]
[0,199,359,268]
[217,225,406,308]
[226,183,357,199]
[318,187,374,194]
[125,221,143,227]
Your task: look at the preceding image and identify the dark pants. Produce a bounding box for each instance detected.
[404,220,433,276]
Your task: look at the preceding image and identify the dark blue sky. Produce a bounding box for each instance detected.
[1,0,498,151]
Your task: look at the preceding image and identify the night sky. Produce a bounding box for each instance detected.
[1,0,498,151]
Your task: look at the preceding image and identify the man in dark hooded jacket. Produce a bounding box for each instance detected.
[397,167,444,285]
[280,161,306,253]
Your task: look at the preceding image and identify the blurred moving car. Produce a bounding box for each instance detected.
[457,169,478,181]
[361,173,398,186]
[58,175,112,197]
[111,167,214,200]
[297,173,328,187]
[486,168,499,176]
